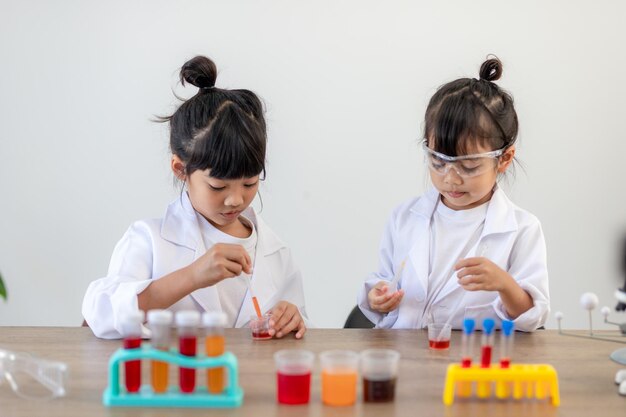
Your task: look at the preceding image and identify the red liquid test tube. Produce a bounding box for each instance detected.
[176,311,200,393]
[120,310,145,393]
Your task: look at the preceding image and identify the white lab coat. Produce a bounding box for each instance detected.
[82,193,309,339]
[357,186,550,332]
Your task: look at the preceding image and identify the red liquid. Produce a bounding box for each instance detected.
[363,377,396,402]
[276,370,311,404]
[252,329,272,340]
[123,337,141,393]
[429,339,450,349]
[500,358,510,368]
[461,357,472,368]
[179,336,197,393]
[481,345,492,368]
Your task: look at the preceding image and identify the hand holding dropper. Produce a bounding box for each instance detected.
[436,244,489,341]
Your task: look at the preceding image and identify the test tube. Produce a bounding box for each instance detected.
[500,320,514,368]
[496,319,515,399]
[480,318,495,368]
[477,318,495,398]
[120,310,145,393]
[461,318,476,368]
[176,310,200,393]
[147,309,172,393]
[203,311,227,394]
[457,318,475,398]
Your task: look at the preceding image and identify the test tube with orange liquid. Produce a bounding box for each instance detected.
[320,350,359,406]
[203,311,227,394]
[147,309,173,393]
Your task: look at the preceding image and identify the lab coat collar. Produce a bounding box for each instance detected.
[160,192,286,256]
[160,193,286,326]
[406,185,519,307]
[483,185,518,235]
[160,192,200,251]
[408,185,518,236]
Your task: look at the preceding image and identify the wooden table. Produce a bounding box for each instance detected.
[0,327,624,416]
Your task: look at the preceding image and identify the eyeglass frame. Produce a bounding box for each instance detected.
[420,141,509,178]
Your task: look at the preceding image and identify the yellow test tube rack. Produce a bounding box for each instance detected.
[442,363,560,406]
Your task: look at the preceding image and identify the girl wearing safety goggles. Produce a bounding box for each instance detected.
[358,57,549,332]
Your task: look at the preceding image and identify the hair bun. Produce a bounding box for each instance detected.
[180,56,217,89]
[479,56,503,82]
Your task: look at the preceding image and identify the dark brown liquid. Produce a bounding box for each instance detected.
[363,377,396,402]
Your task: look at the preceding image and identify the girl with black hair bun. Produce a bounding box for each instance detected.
[358,57,550,332]
[83,56,309,339]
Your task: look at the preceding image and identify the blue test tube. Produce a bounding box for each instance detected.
[480,318,496,368]
[458,318,476,398]
[500,320,515,368]
[461,318,476,368]
[477,318,496,399]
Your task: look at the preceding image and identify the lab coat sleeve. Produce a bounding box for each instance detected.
[82,221,155,339]
[492,218,550,332]
[357,210,399,328]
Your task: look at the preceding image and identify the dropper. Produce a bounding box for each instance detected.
[247,279,263,318]
[436,244,489,341]
[247,243,262,318]
[388,260,406,293]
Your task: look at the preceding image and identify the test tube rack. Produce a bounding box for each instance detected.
[442,363,560,406]
[103,343,243,408]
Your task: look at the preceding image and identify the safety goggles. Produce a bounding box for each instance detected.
[0,349,68,400]
[421,142,504,178]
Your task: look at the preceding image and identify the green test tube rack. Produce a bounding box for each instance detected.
[103,344,244,408]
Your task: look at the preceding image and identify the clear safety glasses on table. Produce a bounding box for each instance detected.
[0,348,68,400]
[421,142,505,178]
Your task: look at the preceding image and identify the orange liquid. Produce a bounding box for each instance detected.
[205,335,225,393]
[252,296,262,318]
[321,369,357,406]
[151,359,169,393]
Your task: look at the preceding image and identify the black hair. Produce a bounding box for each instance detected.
[159,56,266,180]
[424,56,518,157]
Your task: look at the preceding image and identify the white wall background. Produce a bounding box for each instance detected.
[1,1,625,330]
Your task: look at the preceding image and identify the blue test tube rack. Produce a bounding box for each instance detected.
[102,343,244,408]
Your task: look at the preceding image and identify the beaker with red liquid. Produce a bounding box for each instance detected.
[274,349,314,405]
[250,313,272,340]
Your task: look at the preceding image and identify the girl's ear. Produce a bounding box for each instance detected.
[171,155,186,180]
[497,146,516,173]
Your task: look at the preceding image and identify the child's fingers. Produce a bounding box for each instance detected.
[377,291,404,312]
[294,321,306,339]
[275,313,301,338]
[221,244,252,272]
[268,303,288,328]
[454,257,482,270]
[272,309,295,335]
[372,291,396,307]
[269,301,294,335]
[456,266,483,279]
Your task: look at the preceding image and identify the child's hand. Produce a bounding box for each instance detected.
[367,281,404,313]
[188,243,252,289]
[454,257,509,291]
[268,301,306,339]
